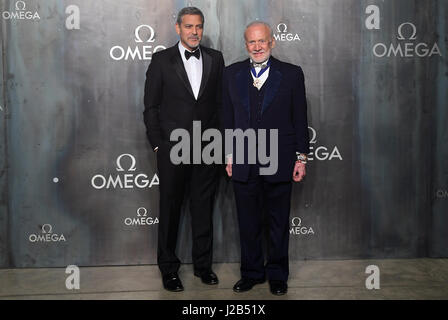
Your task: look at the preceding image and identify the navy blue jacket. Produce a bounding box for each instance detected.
[222,56,310,182]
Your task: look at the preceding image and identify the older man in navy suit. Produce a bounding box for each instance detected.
[222,21,310,295]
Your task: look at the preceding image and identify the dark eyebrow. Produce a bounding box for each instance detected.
[183,24,203,28]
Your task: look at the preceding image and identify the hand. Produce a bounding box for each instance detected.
[292,161,306,182]
[226,156,232,177]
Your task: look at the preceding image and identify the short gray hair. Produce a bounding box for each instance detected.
[176,7,204,25]
[244,21,273,40]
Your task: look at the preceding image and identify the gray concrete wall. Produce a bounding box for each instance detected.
[0,0,447,268]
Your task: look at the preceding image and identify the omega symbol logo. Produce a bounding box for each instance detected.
[290,217,314,235]
[41,224,53,234]
[308,126,317,144]
[109,24,165,61]
[277,23,288,33]
[136,207,148,217]
[291,217,302,226]
[134,25,155,43]
[124,207,159,226]
[397,23,417,40]
[15,1,26,11]
[274,23,301,42]
[372,21,442,58]
[116,154,137,172]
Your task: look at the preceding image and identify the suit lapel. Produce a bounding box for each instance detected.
[170,44,195,98]
[235,60,251,120]
[197,46,211,99]
[261,57,282,114]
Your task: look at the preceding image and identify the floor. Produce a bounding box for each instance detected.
[0,259,447,300]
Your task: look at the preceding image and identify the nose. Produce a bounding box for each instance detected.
[254,42,261,51]
[192,27,198,35]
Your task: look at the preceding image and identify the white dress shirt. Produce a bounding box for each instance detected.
[250,58,270,90]
[178,41,203,100]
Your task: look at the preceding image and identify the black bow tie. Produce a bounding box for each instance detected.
[185,49,200,60]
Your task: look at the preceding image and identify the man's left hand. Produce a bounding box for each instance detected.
[293,161,306,182]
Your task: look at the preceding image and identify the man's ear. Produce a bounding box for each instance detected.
[271,37,276,49]
[175,23,181,35]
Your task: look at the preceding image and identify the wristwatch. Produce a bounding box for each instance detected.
[296,152,307,164]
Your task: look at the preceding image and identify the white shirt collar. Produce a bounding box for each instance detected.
[250,57,271,69]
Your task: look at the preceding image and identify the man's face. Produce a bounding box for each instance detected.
[176,14,203,51]
[245,24,275,63]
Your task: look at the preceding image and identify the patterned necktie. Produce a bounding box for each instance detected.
[251,59,271,78]
[252,61,268,69]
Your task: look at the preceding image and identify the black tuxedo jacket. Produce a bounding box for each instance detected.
[222,56,310,182]
[144,43,224,150]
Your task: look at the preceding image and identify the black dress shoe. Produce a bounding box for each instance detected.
[233,278,265,293]
[269,280,287,295]
[194,270,219,285]
[162,273,184,292]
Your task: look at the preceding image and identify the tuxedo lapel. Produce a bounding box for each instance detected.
[197,47,211,99]
[261,57,282,114]
[170,45,195,98]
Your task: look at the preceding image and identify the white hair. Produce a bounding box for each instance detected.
[244,21,274,40]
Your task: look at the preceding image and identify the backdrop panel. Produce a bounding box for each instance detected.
[0,0,447,268]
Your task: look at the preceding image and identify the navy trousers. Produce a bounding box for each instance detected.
[232,165,292,281]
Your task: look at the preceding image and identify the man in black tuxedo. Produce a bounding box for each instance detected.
[143,7,224,292]
[222,21,310,295]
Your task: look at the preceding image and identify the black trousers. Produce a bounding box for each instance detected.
[156,142,218,276]
[233,165,292,282]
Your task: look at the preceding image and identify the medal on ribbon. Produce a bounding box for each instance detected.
[251,60,271,90]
